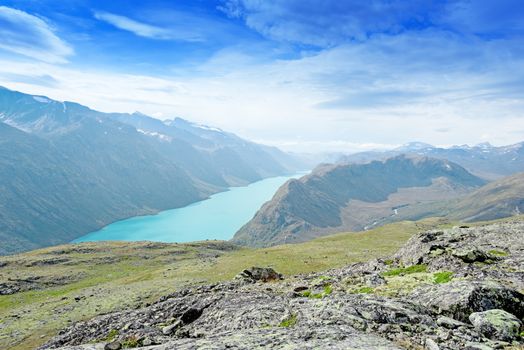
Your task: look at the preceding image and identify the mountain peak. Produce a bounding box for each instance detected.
[475,142,493,149]
[395,141,435,152]
[172,117,223,133]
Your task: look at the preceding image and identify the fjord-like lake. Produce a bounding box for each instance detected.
[73,172,306,243]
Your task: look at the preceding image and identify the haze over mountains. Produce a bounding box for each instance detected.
[0,87,305,255]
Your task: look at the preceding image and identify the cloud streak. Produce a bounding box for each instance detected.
[0,6,73,63]
[93,11,204,42]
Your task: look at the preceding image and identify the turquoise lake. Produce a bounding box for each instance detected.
[73,172,306,243]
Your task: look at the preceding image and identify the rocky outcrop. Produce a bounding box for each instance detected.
[42,221,524,350]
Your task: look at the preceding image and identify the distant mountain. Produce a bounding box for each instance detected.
[232,155,485,247]
[339,141,524,180]
[0,87,305,255]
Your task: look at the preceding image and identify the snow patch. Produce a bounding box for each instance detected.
[193,123,222,132]
[137,128,172,142]
[33,96,51,103]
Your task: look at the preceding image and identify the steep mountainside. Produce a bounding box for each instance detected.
[339,141,524,180]
[232,156,485,247]
[448,172,524,220]
[390,172,524,224]
[0,87,303,255]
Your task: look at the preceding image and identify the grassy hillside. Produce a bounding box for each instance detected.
[447,172,524,221]
[233,155,484,247]
[3,216,512,350]
[390,172,524,224]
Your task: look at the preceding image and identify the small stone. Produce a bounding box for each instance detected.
[175,328,190,338]
[142,337,154,346]
[293,286,309,292]
[437,316,466,329]
[162,320,182,335]
[425,338,440,350]
[365,274,386,287]
[104,341,122,350]
[464,342,494,350]
[469,309,522,341]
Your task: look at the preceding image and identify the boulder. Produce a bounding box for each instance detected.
[235,267,283,283]
[452,249,490,263]
[469,309,522,341]
[409,281,524,322]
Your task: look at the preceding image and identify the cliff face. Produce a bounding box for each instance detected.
[43,220,524,350]
[232,155,485,247]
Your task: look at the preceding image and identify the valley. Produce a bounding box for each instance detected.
[1,3,523,349]
[0,87,307,255]
[74,172,306,243]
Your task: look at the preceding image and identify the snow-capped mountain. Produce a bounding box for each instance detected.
[339,141,524,180]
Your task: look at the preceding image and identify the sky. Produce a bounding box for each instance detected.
[0,0,523,153]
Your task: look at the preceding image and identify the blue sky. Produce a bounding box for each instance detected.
[0,0,523,153]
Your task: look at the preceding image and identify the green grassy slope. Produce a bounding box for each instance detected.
[0,217,462,350]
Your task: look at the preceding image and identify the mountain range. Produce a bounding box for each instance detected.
[339,141,524,180]
[0,87,305,255]
[232,155,487,247]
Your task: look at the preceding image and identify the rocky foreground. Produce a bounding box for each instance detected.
[42,221,524,349]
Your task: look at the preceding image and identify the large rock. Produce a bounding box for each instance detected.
[235,267,283,283]
[469,309,522,341]
[408,281,524,322]
[452,248,491,263]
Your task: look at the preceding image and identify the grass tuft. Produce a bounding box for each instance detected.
[381,264,427,277]
[100,329,119,342]
[279,313,298,327]
[488,249,508,257]
[323,284,333,295]
[121,335,140,348]
[433,271,453,284]
[352,286,374,294]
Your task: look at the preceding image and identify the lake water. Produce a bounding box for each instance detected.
[73,172,306,243]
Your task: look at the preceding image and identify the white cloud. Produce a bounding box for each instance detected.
[93,11,204,41]
[0,6,73,63]
[0,27,523,153]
